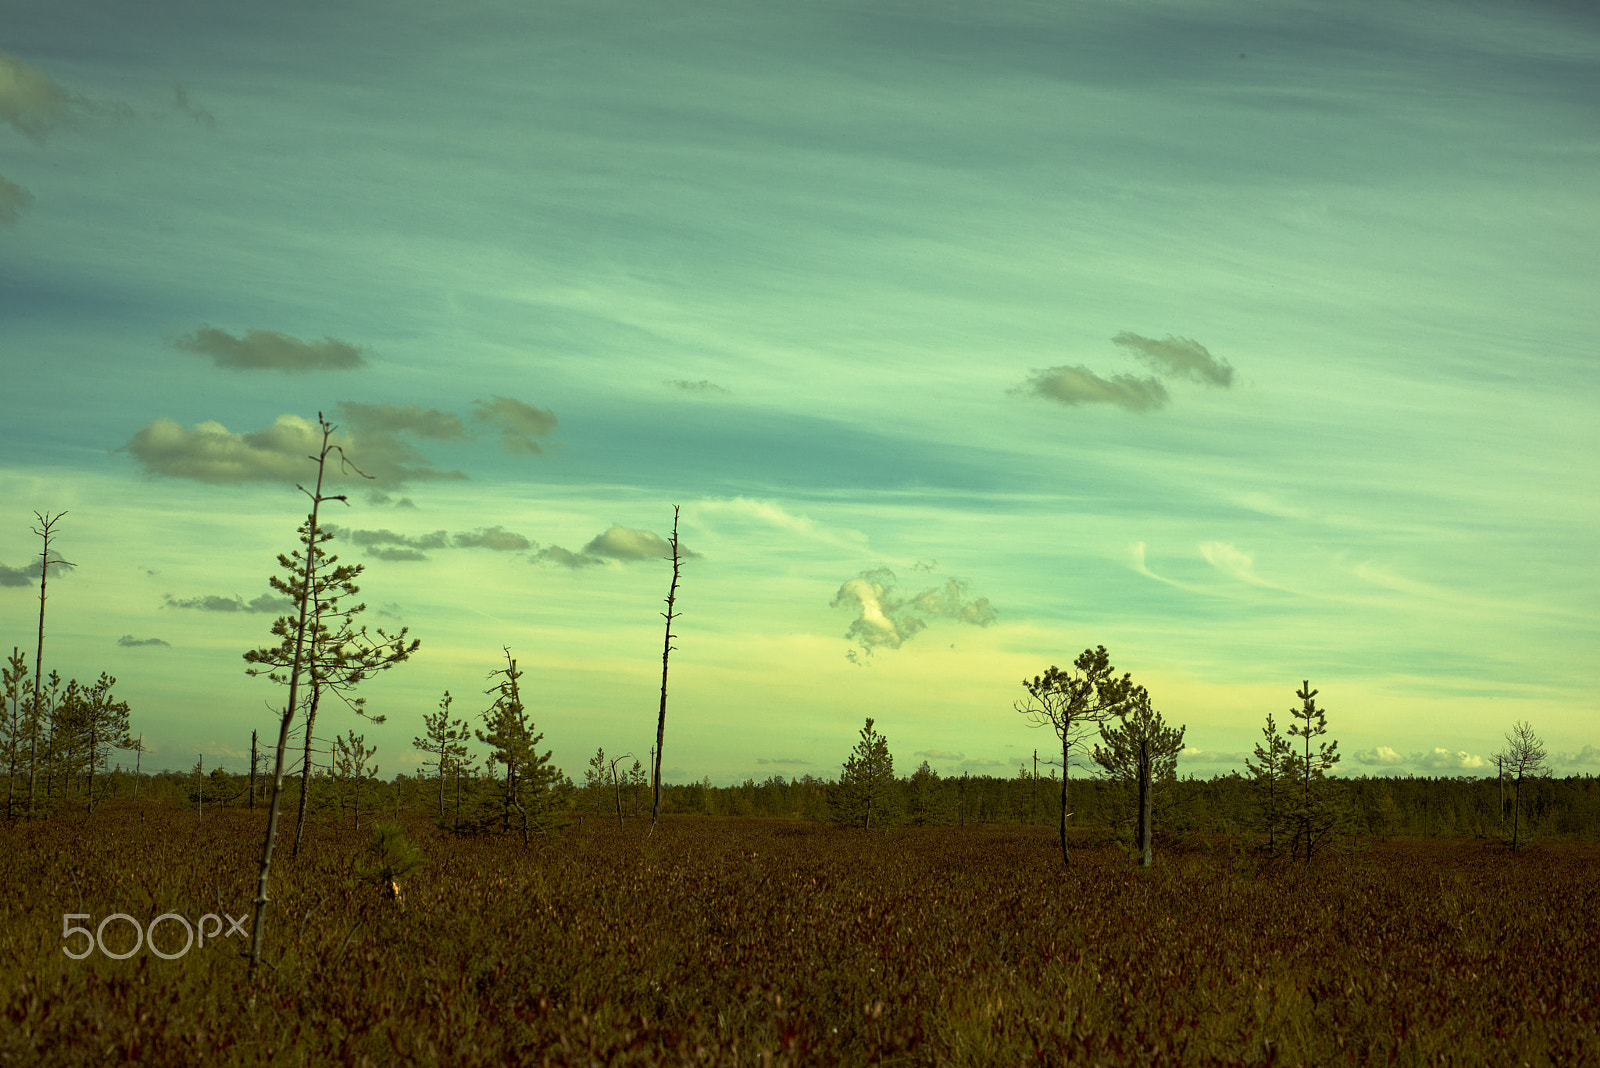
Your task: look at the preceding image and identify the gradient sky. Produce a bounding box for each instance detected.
[2,0,1596,784]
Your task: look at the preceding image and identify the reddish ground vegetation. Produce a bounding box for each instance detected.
[2,805,1596,1065]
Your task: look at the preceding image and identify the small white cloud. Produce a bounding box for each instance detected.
[1357,746,1406,766]
[1561,745,1600,766]
[1414,748,1486,771]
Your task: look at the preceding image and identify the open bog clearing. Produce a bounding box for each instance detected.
[3,807,1598,1066]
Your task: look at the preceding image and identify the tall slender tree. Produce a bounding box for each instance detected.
[2,648,29,818]
[1092,686,1185,867]
[1498,720,1549,853]
[1283,681,1343,864]
[242,413,417,976]
[1245,711,1294,856]
[1016,646,1135,867]
[28,512,71,819]
[651,506,683,832]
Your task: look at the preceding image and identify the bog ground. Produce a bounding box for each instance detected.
[3,806,1597,1066]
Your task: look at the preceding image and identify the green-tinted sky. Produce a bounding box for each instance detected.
[3,0,1596,783]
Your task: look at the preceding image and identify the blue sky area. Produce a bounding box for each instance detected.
[2,0,1596,783]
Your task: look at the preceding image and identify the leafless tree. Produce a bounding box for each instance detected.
[651,506,683,833]
[28,512,71,818]
[1498,720,1549,853]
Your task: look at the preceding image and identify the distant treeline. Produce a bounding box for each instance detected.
[76,764,1600,844]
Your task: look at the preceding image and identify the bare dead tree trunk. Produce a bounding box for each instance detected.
[650,506,682,834]
[249,730,257,812]
[198,753,204,823]
[29,512,69,820]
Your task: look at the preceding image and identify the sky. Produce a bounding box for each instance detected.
[2,0,1596,785]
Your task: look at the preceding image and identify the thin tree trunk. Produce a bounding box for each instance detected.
[1137,738,1152,868]
[293,679,323,856]
[1058,733,1071,867]
[650,506,682,833]
[249,429,335,977]
[29,513,65,821]
[1512,772,1523,852]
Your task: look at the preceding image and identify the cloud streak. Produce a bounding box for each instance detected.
[173,326,367,372]
[164,592,287,613]
[117,635,170,648]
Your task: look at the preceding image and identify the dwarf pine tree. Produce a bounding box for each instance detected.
[1245,710,1294,856]
[475,648,558,844]
[2,648,29,818]
[413,691,471,823]
[833,717,897,831]
[246,511,417,855]
[333,728,379,828]
[1092,686,1185,867]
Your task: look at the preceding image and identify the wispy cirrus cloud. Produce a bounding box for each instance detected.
[665,379,729,394]
[472,395,558,455]
[1015,365,1168,412]
[0,172,30,227]
[173,326,367,372]
[1112,332,1234,387]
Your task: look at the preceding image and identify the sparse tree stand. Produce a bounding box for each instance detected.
[242,413,419,977]
[1498,720,1549,853]
[1016,646,1136,868]
[651,506,683,834]
[1092,687,1185,868]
